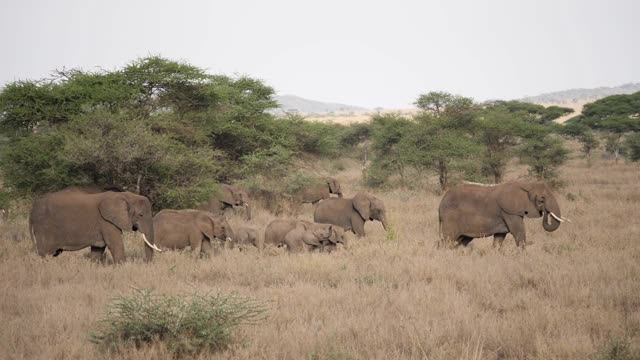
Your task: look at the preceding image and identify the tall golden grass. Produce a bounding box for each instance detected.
[1,150,639,359]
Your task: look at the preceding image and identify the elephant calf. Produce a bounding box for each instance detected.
[235,226,259,248]
[299,177,343,204]
[264,219,346,252]
[200,184,252,220]
[153,209,234,256]
[283,223,345,253]
[314,192,387,237]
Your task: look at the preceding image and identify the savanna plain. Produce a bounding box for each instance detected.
[1,149,639,360]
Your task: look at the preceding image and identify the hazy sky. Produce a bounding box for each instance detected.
[1,0,638,108]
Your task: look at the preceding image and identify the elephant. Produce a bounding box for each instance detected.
[438,181,568,248]
[283,223,346,253]
[153,209,234,256]
[200,184,251,220]
[29,190,159,263]
[313,192,388,237]
[299,177,343,204]
[263,219,346,251]
[234,226,259,248]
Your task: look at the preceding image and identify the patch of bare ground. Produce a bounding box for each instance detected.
[1,150,639,359]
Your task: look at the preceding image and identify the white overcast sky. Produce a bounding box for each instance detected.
[1,0,638,108]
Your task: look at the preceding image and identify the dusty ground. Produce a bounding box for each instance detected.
[1,151,639,359]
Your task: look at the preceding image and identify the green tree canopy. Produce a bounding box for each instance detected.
[0,56,350,209]
[568,92,640,133]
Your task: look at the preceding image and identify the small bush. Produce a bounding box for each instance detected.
[91,289,268,357]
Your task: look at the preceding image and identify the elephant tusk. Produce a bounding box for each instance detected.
[142,233,163,252]
[549,212,565,223]
[226,237,232,242]
[561,216,572,222]
[244,203,249,207]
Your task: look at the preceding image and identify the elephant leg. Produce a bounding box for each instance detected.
[102,226,125,264]
[200,238,212,258]
[89,246,106,262]
[503,215,527,248]
[351,213,366,237]
[457,236,473,247]
[493,233,507,249]
[188,231,204,257]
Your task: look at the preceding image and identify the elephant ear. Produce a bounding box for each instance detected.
[99,196,132,231]
[497,183,539,217]
[220,186,236,206]
[352,193,371,220]
[305,230,324,246]
[196,213,215,240]
[327,225,340,244]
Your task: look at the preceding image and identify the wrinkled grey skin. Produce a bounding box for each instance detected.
[153,209,235,256]
[201,184,251,220]
[29,190,156,263]
[300,177,343,204]
[438,181,563,249]
[235,226,259,248]
[313,192,387,237]
[264,219,346,251]
[283,223,346,253]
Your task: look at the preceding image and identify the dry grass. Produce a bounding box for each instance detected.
[1,151,639,359]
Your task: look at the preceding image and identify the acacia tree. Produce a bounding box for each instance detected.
[475,108,525,183]
[518,130,569,184]
[402,116,480,190]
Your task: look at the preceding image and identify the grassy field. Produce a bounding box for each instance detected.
[1,151,639,359]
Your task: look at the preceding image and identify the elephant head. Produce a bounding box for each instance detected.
[497,182,565,232]
[326,177,343,198]
[215,215,236,247]
[98,192,157,261]
[353,193,388,230]
[221,185,242,207]
[220,185,251,220]
[237,189,252,220]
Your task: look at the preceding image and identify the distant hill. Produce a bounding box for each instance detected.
[273,95,367,114]
[521,83,640,104]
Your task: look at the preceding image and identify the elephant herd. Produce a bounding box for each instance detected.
[28,178,566,264]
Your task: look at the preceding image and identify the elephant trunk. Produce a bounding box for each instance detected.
[244,203,252,220]
[139,217,157,261]
[542,195,561,232]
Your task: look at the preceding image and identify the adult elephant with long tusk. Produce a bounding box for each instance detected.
[438,181,567,249]
[29,190,160,263]
[313,192,388,237]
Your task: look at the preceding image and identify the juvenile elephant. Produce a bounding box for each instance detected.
[201,184,251,220]
[438,181,568,248]
[29,190,159,263]
[153,209,234,256]
[284,223,346,253]
[235,226,259,248]
[299,177,343,204]
[263,219,346,250]
[313,192,387,237]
